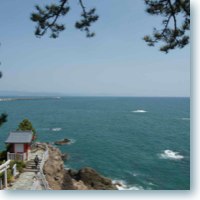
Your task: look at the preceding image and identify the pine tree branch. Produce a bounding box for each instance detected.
[39,0,68,36]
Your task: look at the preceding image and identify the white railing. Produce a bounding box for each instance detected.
[12,164,17,177]
[7,152,26,161]
[37,144,51,190]
[0,160,11,189]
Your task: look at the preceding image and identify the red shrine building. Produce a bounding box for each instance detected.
[5,131,33,161]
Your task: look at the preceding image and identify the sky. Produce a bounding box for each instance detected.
[0,0,190,97]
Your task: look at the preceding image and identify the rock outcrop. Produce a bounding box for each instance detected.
[43,144,117,190]
[68,167,117,190]
[54,138,71,145]
[43,145,74,190]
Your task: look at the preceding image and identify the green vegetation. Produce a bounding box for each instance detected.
[0,160,26,185]
[0,113,7,127]
[0,150,7,161]
[31,0,98,39]
[143,0,190,53]
[17,119,36,134]
[17,119,36,140]
[7,169,14,183]
[10,160,26,173]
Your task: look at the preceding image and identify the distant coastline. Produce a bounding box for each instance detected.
[0,90,190,98]
[0,97,61,102]
[0,96,190,103]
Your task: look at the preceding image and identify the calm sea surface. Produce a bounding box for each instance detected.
[0,97,190,190]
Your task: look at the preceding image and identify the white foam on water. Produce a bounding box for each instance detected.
[159,150,184,160]
[181,118,190,121]
[52,127,62,132]
[148,182,156,186]
[112,179,143,190]
[132,173,138,177]
[64,164,71,170]
[65,138,76,145]
[132,110,147,113]
[68,139,76,145]
[126,171,139,177]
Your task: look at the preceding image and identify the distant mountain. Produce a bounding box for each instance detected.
[0,90,63,97]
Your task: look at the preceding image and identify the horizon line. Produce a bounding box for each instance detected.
[0,95,190,98]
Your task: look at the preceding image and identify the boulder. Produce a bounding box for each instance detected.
[54,138,71,145]
[75,167,117,190]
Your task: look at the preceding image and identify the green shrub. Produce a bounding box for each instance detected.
[0,172,3,180]
[0,169,14,184]
[15,161,26,173]
[0,151,7,161]
[7,169,14,183]
[9,160,16,169]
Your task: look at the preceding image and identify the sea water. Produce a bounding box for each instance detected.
[0,97,190,190]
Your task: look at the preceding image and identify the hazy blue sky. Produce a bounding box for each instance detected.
[0,0,190,97]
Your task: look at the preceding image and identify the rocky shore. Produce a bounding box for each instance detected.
[43,144,117,190]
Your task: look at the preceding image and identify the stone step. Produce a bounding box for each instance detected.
[23,168,39,172]
[26,164,40,167]
[26,162,41,165]
[26,164,39,166]
[25,166,39,169]
[26,162,41,166]
[27,160,41,163]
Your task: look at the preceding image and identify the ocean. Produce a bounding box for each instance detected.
[0,97,190,190]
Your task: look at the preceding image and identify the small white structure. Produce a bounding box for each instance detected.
[5,131,33,161]
[0,160,10,189]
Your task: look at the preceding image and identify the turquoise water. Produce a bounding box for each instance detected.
[0,97,190,190]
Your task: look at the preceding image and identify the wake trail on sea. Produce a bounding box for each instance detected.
[51,127,62,132]
[159,150,184,160]
[131,110,147,113]
[37,127,62,132]
[181,118,190,121]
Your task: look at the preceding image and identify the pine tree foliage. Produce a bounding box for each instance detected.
[17,119,36,136]
[0,113,7,127]
[74,1,99,37]
[143,0,190,53]
[31,0,189,53]
[31,0,99,38]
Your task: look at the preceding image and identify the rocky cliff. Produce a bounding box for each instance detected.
[43,144,117,190]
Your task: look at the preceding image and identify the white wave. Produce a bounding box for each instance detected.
[68,138,76,144]
[64,164,71,170]
[148,182,156,186]
[159,150,184,160]
[126,170,138,177]
[132,110,147,113]
[112,180,143,190]
[132,173,138,177]
[181,118,190,121]
[52,127,62,132]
